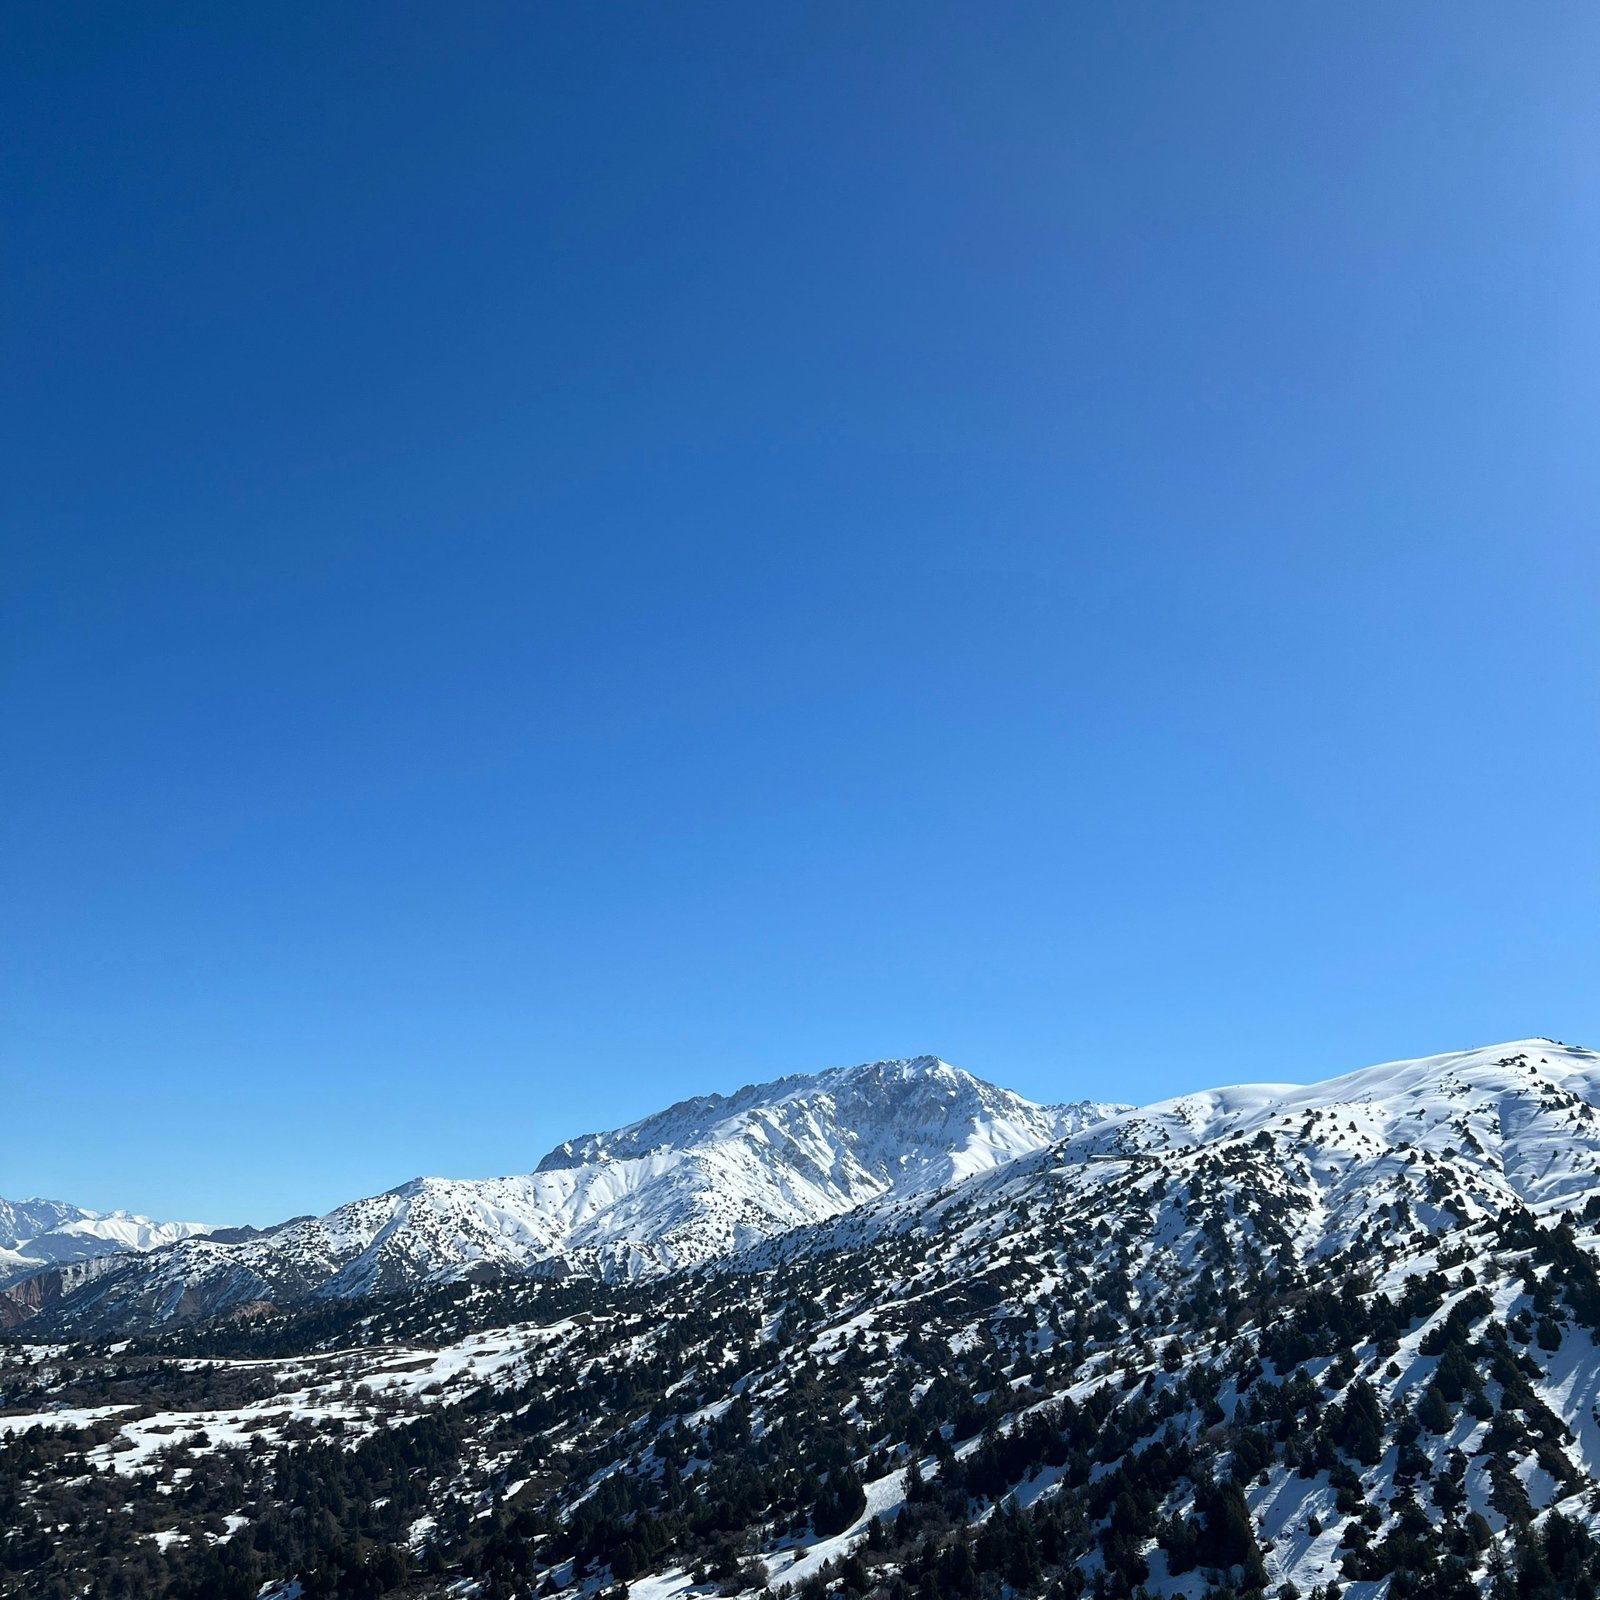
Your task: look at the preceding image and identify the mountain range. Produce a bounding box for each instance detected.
[8,1037,1600,1600]
[0,1196,211,1289]
[0,1056,1123,1334]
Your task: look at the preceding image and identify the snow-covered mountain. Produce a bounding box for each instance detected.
[0,1196,212,1287]
[14,1037,1600,1600]
[3,1056,1123,1330]
[14,1037,1600,1345]
[1022,1035,1600,1274]
[773,1037,1600,1251]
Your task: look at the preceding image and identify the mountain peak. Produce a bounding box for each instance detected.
[535,1054,1035,1174]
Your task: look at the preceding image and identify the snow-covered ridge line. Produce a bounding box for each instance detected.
[10,1037,1595,1339]
[0,1197,214,1289]
[4,1056,1124,1331]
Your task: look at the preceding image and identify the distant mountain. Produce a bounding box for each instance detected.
[2,1056,1124,1333]
[0,1196,212,1288]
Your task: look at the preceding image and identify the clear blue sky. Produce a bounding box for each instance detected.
[4,5,1597,1224]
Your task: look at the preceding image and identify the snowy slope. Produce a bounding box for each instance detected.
[6,1056,1124,1329]
[1050,1036,1600,1258]
[1077,1036,1600,1196]
[752,1038,1598,1299]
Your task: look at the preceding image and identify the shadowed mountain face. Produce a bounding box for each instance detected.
[1,1057,1125,1334]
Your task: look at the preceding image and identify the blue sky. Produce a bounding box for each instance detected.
[4,5,1597,1224]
